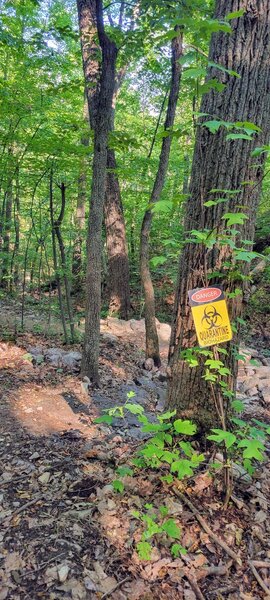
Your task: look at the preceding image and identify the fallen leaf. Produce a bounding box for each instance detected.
[4,552,25,573]
[58,564,70,583]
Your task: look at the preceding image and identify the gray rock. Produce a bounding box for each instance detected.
[144,358,154,371]
[101,333,118,344]
[62,352,81,371]
[44,348,64,367]
[28,345,44,357]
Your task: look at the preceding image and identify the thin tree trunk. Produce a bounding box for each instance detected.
[72,96,88,294]
[1,172,13,289]
[49,170,68,344]
[79,0,118,383]
[140,28,183,366]
[167,0,270,433]
[54,182,75,342]
[10,165,20,288]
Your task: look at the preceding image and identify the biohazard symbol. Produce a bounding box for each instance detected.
[201,305,222,330]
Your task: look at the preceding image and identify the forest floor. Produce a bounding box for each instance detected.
[1,301,270,599]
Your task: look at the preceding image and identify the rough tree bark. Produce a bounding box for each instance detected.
[104,144,131,319]
[167,0,270,432]
[140,29,183,366]
[78,0,118,383]
[77,0,131,321]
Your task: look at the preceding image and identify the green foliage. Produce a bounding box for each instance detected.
[133,504,184,560]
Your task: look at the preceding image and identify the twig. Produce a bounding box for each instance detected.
[173,487,242,566]
[252,561,270,569]
[184,570,205,600]
[23,552,66,577]
[248,560,270,596]
[101,576,131,599]
[0,496,43,524]
[197,565,228,580]
[13,497,42,516]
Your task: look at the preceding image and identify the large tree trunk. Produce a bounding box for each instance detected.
[140,29,183,366]
[167,0,270,433]
[78,0,118,383]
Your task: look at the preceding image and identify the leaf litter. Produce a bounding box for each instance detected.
[1,334,270,598]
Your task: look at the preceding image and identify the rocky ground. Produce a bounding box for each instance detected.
[1,314,270,599]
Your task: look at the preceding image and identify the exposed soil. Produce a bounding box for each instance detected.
[1,305,270,599]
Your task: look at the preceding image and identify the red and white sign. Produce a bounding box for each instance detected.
[190,287,222,304]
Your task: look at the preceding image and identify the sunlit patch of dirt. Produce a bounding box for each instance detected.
[0,342,33,372]
[100,356,129,379]
[9,383,97,438]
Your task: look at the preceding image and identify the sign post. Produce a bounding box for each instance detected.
[188,286,232,348]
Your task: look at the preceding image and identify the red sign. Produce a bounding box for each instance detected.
[190,287,222,304]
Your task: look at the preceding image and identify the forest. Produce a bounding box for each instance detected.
[1,0,270,598]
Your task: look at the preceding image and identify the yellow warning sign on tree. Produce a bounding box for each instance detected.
[188,286,233,348]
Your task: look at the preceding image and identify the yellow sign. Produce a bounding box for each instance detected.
[188,286,233,348]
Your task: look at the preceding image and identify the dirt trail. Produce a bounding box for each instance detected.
[1,325,270,598]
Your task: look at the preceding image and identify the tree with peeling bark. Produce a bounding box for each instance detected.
[140,27,183,367]
[167,0,270,433]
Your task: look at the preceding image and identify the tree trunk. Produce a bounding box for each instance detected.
[104,146,131,319]
[72,96,88,295]
[140,29,183,366]
[1,175,13,289]
[167,0,270,433]
[79,0,118,383]
[10,165,20,288]
[77,0,131,320]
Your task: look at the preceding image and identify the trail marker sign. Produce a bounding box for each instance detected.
[188,286,233,348]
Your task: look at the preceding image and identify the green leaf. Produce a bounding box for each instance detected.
[113,479,124,493]
[159,505,169,517]
[94,414,113,425]
[204,198,227,207]
[151,200,173,214]
[150,256,167,268]
[205,359,224,369]
[127,391,136,399]
[159,410,176,421]
[182,67,206,79]
[179,441,193,457]
[173,420,197,436]
[203,120,223,134]
[162,519,181,539]
[235,121,261,132]
[231,400,244,413]
[137,541,152,560]
[238,439,265,461]
[161,450,179,464]
[222,212,248,226]
[226,133,253,141]
[225,9,245,19]
[171,543,187,557]
[125,403,144,415]
[160,474,174,484]
[208,61,240,78]
[116,466,133,477]
[207,429,237,449]
[171,459,194,479]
